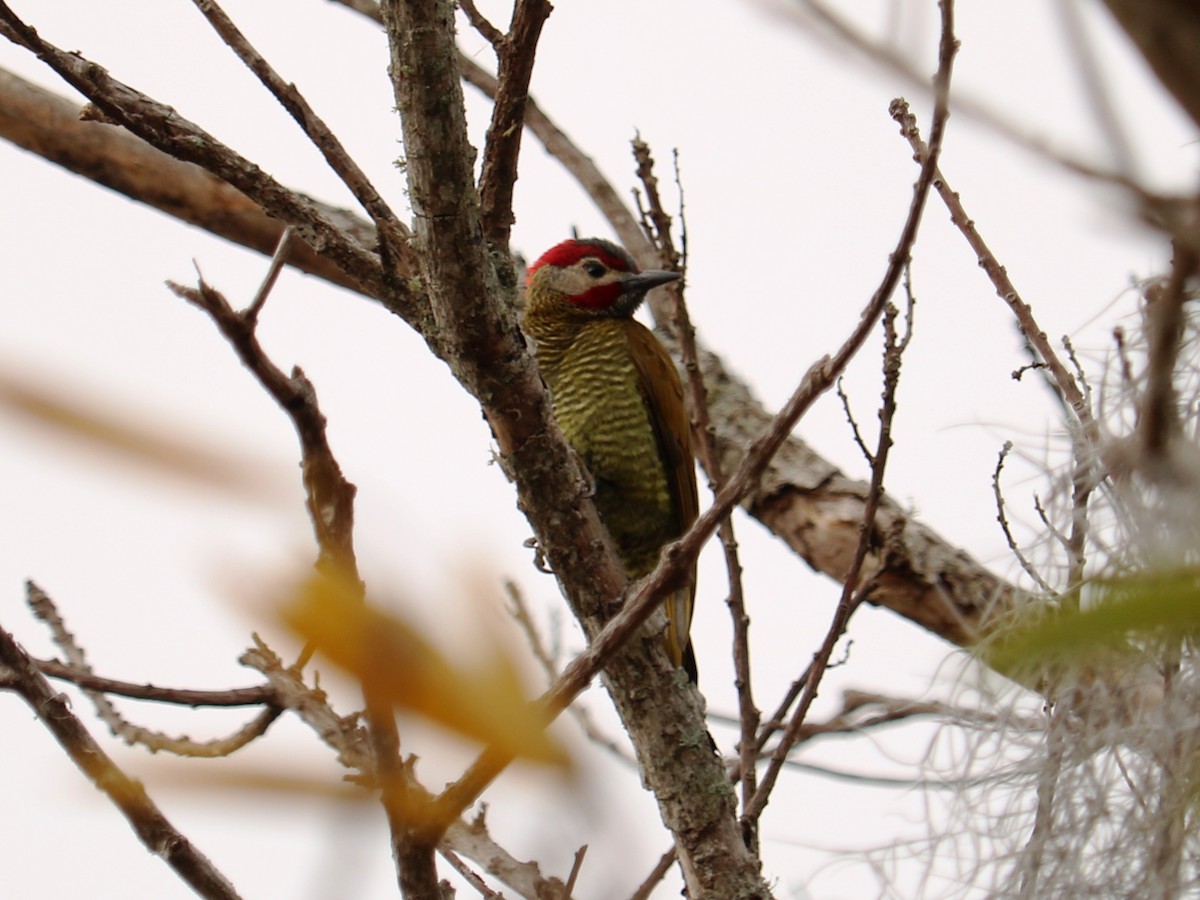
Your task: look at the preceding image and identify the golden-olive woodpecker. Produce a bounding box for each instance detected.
[523,238,699,681]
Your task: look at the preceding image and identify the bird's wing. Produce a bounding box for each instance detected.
[624,320,699,672]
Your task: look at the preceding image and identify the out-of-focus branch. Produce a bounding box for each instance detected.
[0,66,374,294]
[0,8,416,315]
[1140,245,1198,460]
[166,264,421,891]
[1100,0,1200,132]
[241,640,570,899]
[0,620,244,900]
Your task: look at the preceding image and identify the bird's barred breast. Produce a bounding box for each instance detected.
[549,323,676,577]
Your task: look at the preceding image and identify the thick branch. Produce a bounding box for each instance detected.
[1101,0,1200,132]
[0,12,406,310]
[0,66,372,293]
[379,2,765,895]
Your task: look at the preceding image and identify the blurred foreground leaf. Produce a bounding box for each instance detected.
[984,568,1200,675]
[282,571,569,766]
[0,368,277,498]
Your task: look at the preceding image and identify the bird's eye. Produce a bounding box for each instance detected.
[582,261,606,278]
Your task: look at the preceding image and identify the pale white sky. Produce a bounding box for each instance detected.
[0,1,1194,897]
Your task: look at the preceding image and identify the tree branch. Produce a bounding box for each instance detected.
[476,0,553,249]
[189,0,411,283]
[0,620,244,900]
[0,66,374,293]
[0,8,405,308]
[379,1,767,894]
[1100,0,1200,131]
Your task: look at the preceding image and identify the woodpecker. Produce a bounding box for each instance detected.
[523,238,698,681]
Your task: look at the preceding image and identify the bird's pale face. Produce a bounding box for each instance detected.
[527,239,639,315]
[533,258,631,312]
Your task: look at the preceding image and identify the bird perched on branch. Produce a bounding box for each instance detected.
[523,238,699,681]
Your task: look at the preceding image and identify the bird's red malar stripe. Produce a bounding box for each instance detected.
[570,282,623,310]
[527,240,633,278]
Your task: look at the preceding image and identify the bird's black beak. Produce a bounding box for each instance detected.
[620,269,681,295]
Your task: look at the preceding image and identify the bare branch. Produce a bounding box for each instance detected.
[0,619,244,900]
[0,66,379,294]
[0,6,402,307]
[629,847,677,900]
[27,582,283,757]
[33,659,274,706]
[744,0,958,825]
[189,0,410,281]
[476,0,553,249]
[994,442,1056,593]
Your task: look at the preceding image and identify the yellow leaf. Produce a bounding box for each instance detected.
[281,571,568,767]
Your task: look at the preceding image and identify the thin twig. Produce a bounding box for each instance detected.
[562,845,587,897]
[994,442,1055,593]
[165,276,359,575]
[628,846,677,900]
[504,581,635,764]
[629,137,763,832]
[742,0,957,812]
[744,299,906,825]
[458,0,504,46]
[27,582,283,757]
[33,660,274,706]
[246,226,293,323]
[893,99,1102,449]
[837,376,875,464]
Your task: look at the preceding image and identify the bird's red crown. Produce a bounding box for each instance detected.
[526,238,636,280]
